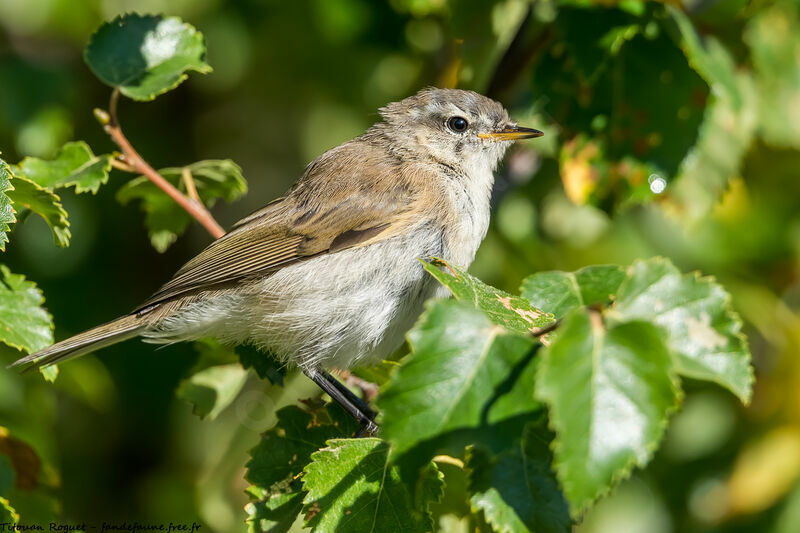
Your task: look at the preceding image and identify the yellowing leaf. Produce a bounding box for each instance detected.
[727,426,800,516]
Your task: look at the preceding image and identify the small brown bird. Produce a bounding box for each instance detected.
[12,88,542,431]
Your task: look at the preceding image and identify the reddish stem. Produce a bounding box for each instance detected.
[104,89,225,239]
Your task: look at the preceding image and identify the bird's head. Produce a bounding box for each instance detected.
[377,87,542,172]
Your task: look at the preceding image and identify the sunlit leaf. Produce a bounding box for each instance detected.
[0,496,18,525]
[117,159,247,251]
[378,300,537,457]
[609,257,753,403]
[422,258,555,334]
[467,421,571,533]
[245,403,359,533]
[15,141,112,194]
[535,309,680,514]
[245,492,304,533]
[0,265,53,354]
[520,265,625,319]
[85,13,212,101]
[302,438,441,532]
[6,174,70,247]
[0,159,14,251]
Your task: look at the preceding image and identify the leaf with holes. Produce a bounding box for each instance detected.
[520,265,625,318]
[302,438,441,532]
[535,309,680,514]
[0,265,53,354]
[422,258,555,335]
[608,257,753,403]
[117,159,246,251]
[85,13,212,101]
[467,421,571,533]
[245,403,359,532]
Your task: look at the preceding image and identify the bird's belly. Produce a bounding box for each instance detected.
[231,225,445,370]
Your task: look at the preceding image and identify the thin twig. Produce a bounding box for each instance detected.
[109,158,136,173]
[102,89,225,239]
[485,8,553,101]
[334,370,379,403]
[531,319,560,339]
[181,167,201,203]
[108,88,120,126]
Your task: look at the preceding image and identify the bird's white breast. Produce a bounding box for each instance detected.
[439,159,494,269]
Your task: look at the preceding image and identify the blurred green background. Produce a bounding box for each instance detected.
[1,0,800,531]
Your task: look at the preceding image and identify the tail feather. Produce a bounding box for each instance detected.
[9,315,145,371]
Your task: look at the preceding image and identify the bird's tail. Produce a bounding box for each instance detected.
[9,314,145,371]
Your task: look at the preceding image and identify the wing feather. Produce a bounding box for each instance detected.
[136,139,422,311]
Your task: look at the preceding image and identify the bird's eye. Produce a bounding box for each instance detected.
[447,116,469,133]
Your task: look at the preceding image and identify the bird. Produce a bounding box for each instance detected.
[11,87,542,432]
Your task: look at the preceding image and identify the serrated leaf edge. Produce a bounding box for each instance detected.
[0,264,55,354]
[613,256,754,404]
[84,13,213,102]
[536,312,683,517]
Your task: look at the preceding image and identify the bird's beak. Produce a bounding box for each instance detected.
[478,125,544,141]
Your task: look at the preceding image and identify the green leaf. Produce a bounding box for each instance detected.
[378,300,538,458]
[535,310,680,515]
[302,438,441,532]
[0,265,53,354]
[237,345,286,387]
[744,0,800,149]
[189,338,239,373]
[608,257,754,403]
[6,174,70,247]
[117,159,247,252]
[422,258,555,334]
[0,159,14,251]
[467,422,571,533]
[245,492,304,533]
[246,404,359,498]
[667,7,758,221]
[245,403,359,532]
[84,13,212,101]
[530,5,709,207]
[0,496,18,525]
[15,141,112,194]
[39,365,58,383]
[176,363,247,420]
[520,265,625,319]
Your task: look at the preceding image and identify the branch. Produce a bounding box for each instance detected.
[485,7,553,101]
[101,89,225,239]
[181,167,201,203]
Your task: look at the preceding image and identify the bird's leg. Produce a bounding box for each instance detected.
[320,370,377,421]
[303,369,379,436]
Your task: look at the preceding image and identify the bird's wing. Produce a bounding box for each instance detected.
[136,141,422,311]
